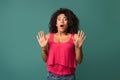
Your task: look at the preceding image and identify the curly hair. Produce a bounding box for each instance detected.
[49,8,79,34]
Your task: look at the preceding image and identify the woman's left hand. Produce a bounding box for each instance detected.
[73,30,86,48]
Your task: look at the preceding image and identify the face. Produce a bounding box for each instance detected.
[56,14,68,33]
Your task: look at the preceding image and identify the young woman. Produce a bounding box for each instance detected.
[37,8,86,80]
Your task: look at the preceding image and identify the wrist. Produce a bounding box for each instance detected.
[41,47,47,55]
[41,47,47,51]
[75,46,82,49]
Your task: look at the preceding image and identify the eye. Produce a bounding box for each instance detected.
[64,18,67,21]
[64,17,68,21]
[57,18,61,21]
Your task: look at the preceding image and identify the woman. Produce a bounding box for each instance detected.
[37,8,86,80]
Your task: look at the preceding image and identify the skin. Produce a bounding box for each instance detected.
[36,14,86,64]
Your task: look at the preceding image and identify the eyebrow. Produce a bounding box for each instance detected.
[58,16,67,18]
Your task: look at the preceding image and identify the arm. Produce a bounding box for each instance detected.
[41,34,50,62]
[75,47,83,64]
[41,47,48,62]
[73,31,86,64]
[36,31,50,62]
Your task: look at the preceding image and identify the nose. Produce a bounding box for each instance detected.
[61,19,64,23]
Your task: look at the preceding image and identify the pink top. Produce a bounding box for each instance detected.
[46,33,76,75]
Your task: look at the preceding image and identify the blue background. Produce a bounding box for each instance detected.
[0,0,120,80]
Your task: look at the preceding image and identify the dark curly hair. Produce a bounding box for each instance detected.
[49,8,79,34]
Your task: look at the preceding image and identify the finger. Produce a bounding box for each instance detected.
[42,31,45,38]
[39,31,43,37]
[81,31,84,38]
[40,31,45,38]
[45,38,49,43]
[38,31,43,40]
[80,30,83,37]
[78,31,80,38]
[82,35,86,41]
[38,32,40,39]
[36,35,39,40]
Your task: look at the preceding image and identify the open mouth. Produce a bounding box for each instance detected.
[60,25,64,27]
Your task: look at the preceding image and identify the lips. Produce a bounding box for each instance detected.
[60,25,64,27]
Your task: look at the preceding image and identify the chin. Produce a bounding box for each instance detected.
[60,30,67,33]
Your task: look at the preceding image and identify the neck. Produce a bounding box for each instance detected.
[56,31,67,37]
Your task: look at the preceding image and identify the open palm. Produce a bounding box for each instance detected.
[36,31,48,48]
[73,30,86,48]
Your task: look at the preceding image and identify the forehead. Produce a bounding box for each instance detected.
[57,14,67,18]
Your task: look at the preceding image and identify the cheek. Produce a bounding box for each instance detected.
[65,21,68,25]
[65,22,68,27]
[56,21,60,26]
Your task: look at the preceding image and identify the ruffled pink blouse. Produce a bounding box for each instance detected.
[46,33,76,75]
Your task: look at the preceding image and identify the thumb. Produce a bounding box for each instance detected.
[72,36,76,43]
[45,38,49,43]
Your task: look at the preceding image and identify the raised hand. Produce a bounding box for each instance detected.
[36,31,48,48]
[73,30,86,48]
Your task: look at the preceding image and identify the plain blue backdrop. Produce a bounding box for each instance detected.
[0,0,120,80]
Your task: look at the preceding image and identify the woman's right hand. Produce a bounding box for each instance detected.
[36,31,48,49]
